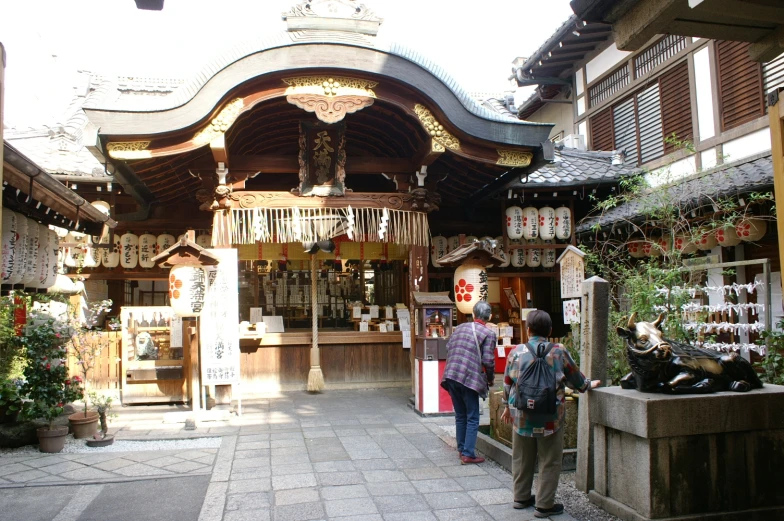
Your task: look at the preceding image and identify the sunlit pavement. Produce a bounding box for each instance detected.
[0,388,577,521]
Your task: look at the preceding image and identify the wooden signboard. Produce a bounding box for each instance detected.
[297,120,346,196]
[557,245,586,299]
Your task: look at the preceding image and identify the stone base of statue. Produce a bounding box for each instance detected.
[586,385,784,521]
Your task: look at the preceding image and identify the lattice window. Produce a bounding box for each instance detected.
[588,64,630,108]
[613,97,639,165]
[634,35,688,78]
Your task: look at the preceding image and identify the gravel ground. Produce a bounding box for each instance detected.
[0,435,222,455]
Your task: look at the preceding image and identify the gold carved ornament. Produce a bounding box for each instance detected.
[283,76,376,124]
[496,149,534,167]
[106,141,152,160]
[192,98,245,146]
[413,104,460,151]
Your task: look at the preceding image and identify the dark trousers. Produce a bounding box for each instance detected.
[443,379,480,458]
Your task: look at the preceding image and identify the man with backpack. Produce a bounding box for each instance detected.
[441,300,497,465]
[500,310,600,518]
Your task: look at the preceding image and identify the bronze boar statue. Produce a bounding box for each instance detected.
[616,313,763,393]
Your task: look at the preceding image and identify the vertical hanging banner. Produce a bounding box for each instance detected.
[200,249,240,385]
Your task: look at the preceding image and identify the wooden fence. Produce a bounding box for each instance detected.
[66,331,123,390]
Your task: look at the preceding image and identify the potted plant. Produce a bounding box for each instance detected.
[67,300,113,439]
[86,390,115,447]
[20,310,84,453]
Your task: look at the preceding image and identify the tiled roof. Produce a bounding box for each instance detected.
[515,146,642,188]
[4,72,113,178]
[576,153,774,233]
[83,30,551,129]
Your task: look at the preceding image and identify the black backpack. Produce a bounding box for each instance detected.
[515,341,557,419]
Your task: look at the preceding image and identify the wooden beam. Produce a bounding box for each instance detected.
[768,97,784,295]
[210,134,229,166]
[612,0,684,51]
[187,155,414,174]
[749,25,784,62]
[226,190,431,211]
[412,138,443,168]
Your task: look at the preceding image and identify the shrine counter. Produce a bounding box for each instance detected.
[238,331,411,391]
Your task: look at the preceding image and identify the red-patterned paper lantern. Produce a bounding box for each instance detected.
[522,207,539,240]
[505,206,524,240]
[454,260,487,314]
[696,229,718,251]
[169,265,209,317]
[715,226,741,247]
[628,241,646,258]
[736,218,767,242]
[674,235,697,254]
[642,240,661,257]
[538,207,556,241]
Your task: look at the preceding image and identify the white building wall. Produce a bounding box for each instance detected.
[722,128,771,162]
[586,43,631,83]
[693,46,716,141]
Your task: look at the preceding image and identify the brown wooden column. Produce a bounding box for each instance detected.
[769,96,784,295]
[408,244,428,394]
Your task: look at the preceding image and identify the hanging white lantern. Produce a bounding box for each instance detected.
[90,200,112,242]
[10,214,28,285]
[90,234,106,268]
[542,239,556,268]
[42,229,60,289]
[2,209,18,284]
[674,235,697,254]
[538,207,556,241]
[715,226,741,247]
[505,206,524,240]
[736,218,767,242]
[510,240,526,268]
[82,237,99,268]
[103,234,121,268]
[446,236,460,253]
[138,233,157,268]
[195,234,212,249]
[430,236,448,268]
[52,225,68,238]
[36,224,50,288]
[454,260,487,314]
[555,206,572,240]
[169,264,208,317]
[526,238,542,267]
[120,232,139,269]
[628,241,646,258]
[522,207,539,240]
[22,219,40,287]
[495,236,510,268]
[696,229,718,251]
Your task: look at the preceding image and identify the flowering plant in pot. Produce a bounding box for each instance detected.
[67,299,113,439]
[19,310,84,453]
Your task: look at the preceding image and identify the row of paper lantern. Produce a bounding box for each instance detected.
[627,219,768,258]
[431,235,557,269]
[62,232,212,269]
[505,206,572,241]
[1,209,60,289]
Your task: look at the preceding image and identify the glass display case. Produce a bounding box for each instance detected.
[413,292,454,360]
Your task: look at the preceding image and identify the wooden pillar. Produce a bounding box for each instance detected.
[408,244,428,394]
[769,94,784,295]
[185,318,201,410]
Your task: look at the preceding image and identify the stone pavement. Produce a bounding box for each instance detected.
[0,388,581,521]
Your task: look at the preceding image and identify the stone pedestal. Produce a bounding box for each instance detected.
[588,385,784,521]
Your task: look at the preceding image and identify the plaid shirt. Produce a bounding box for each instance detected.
[441,320,497,396]
[503,336,590,437]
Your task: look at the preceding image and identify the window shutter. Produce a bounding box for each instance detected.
[659,61,693,154]
[763,52,784,95]
[637,83,664,163]
[717,41,764,131]
[589,108,614,151]
[613,98,638,165]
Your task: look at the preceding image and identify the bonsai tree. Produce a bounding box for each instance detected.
[87,390,115,439]
[20,310,83,430]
